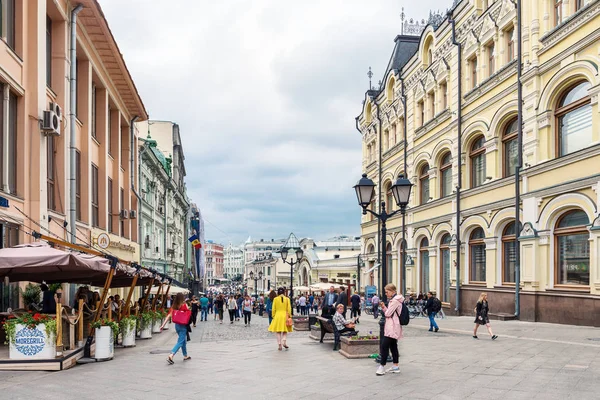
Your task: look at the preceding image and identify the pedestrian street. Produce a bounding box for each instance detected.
[2,313,599,400]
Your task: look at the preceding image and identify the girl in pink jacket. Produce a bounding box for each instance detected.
[376,284,404,375]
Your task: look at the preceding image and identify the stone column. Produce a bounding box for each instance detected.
[484,237,497,288]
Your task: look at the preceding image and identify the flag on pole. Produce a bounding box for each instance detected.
[188,234,202,249]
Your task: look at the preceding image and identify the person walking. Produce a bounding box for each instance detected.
[214,294,224,324]
[473,293,498,340]
[208,295,214,315]
[227,295,238,324]
[336,286,348,318]
[243,295,253,326]
[376,284,404,376]
[161,293,191,364]
[372,293,380,318]
[299,294,307,316]
[308,293,315,314]
[424,291,440,333]
[268,287,293,351]
[199,294,209,322]
[350,291,361,323]
[266,290,276,325]
[321,286,338,318]
[190,296,200,327]
[236,294,244,321]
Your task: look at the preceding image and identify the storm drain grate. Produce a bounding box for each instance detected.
[149,349,172,354]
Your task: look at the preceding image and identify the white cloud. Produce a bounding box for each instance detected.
[99,0,442,243]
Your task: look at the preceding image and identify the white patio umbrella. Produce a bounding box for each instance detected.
[294,285,311,292]
[309,282,341,290]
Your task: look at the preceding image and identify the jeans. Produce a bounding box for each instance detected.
[300,306,307,315]
[351,307,360,319]
[244,310,252,324]
[171,324,188,357]
[208,304,213,313]
[373,304,379,318]
[200,306,208,321]
[380,336,399,366]
[267,310,273,324]
[428,312,439,330]
[228,309,236,322]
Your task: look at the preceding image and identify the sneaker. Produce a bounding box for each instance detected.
[473,335,478,339]
[428,329,433,332]
[386,366,400,374]
[435,327,439,332]
[492,335,498,340]
[376,365,385,376]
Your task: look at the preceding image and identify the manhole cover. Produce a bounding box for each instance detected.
[587,338,600,342]
[149,349,172,354]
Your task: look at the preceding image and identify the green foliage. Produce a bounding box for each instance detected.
[48,283,63,292]
[20,283,41,310]
[119,316,137,336]
[2,313,57,345]
[90,318,119,340]
[139,312,154,330]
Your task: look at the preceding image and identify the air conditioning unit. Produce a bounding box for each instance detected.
[49,102,62,120]
[129,210,137,219]
[42,110,60,135]
[120,209,129,219]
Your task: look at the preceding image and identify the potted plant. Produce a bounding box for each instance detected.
[90,318,119,360]
[339,333,380,359]
[20,283,42,311]
[2,312,57,360]
[138,311,153,339]
[151,310,166,334]
[119,316,137,347]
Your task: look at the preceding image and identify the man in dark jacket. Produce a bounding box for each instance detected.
[424,291,440,332]
[336,286,348,318]
[321,286,338,318]
[350,291,361,323]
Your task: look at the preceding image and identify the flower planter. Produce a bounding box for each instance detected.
[9,323,56,360]
[152,320,162,334]
[122,327,136,347]
[139,325,152,340]
[292,317,309,331]
[309,325,333,341]
[94,326,114,360]
[339,336,380,359]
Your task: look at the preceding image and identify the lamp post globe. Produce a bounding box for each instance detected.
[280,247,288,262]
[353,173,376,210]
[295,248,304,261]
[391,174,413,209]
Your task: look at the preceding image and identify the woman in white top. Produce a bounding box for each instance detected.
[243,295,253,326]
[227,296,238,324]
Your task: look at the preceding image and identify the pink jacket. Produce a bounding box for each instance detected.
[383,294,404,340]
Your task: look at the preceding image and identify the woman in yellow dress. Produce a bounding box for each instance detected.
[268,287,293,351]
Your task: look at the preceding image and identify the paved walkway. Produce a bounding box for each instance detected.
[2,312,600,399]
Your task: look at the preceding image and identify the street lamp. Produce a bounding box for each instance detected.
[281,246,304,313]
[354,173,412,360]
[249,270,262,296]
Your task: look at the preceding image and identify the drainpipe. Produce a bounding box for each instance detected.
[375,96,383,293]
[448,10,462,314]
[515,0,523,318]
[69,4,84,244]
[400,74,408,295]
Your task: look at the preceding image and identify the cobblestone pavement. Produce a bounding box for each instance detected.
[2,313,600,399]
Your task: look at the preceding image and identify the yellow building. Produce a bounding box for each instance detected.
[356,0,600,326]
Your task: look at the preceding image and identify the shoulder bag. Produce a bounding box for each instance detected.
[172,306,191,325]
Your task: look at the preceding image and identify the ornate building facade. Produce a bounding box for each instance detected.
[223,243,244,280]
[357,0,600,325]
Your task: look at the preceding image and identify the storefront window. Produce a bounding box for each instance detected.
[440,234,451,302]
[420,238,430,293]
[469,227,486,283]
[555,210,589,286]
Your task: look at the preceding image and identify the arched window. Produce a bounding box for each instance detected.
[470,136,486,188]
[503,118,518,177]
[419,164,430,204]
[469,227,486,283]
[385,182,394,212]
[556,81,592,156]
[386,242,393,287]
[440,152,452,197]
[420,238,430,293]
[555,210,590,286]
[366,102,372,124]
[502,221,516,283]
[387,78,395,103]
[439,234,451,302]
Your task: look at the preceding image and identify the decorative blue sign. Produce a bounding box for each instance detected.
[14,327,46,356]
[0,196,8,208]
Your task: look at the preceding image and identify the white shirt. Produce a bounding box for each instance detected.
[299,296,306,306]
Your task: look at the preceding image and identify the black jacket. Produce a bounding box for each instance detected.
[336,291,348,311]
[424,297,434,314]
[350,294,361,309]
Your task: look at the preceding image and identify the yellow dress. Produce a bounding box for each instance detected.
[268,295,293,333]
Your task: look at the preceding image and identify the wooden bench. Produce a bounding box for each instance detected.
[315,316,358,350]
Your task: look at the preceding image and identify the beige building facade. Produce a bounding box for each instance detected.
[357,0,600,325]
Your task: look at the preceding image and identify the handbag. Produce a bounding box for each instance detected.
[172,307,191,325]
[286,313,293,327]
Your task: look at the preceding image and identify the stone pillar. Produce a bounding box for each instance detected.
[483,237,497,288]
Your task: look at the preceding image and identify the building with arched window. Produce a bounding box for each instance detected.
[356,0,600,326]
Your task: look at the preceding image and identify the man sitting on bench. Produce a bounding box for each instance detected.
[332,304,356,335]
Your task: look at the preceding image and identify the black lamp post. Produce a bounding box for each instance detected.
[281,246,304,315]
[249,270,262,296]
[354,173,412,362]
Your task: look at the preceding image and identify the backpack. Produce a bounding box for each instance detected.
[432,297,442,313]
[397,303,410,326]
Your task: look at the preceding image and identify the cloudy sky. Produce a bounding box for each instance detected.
[100,0,440,245]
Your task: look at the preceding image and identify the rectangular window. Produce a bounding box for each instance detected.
[471,57,478,88]
[108,178,113,233]
[91,164,99,227]
[427,92,435,119]
[120,188,125,237]
[91,84,97,140]
[506,27,515,63]
[555,0,563,26]
[75,151,81,220]
[3,0,16,50]
[470,243,486,282]
[418,100,424,126]
[503,240,516,283]
[487,43,495,76]
[46,16,52,88]
[576,0,591,11]
[108,106,112,155]
[8,92,17,194]
[557,234,589,285]
[47,136,55,211]
[440,82,447,110]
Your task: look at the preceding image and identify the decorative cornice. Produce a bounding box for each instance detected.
[539,2,600,54]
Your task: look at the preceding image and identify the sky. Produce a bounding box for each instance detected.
[100,0,441,245]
